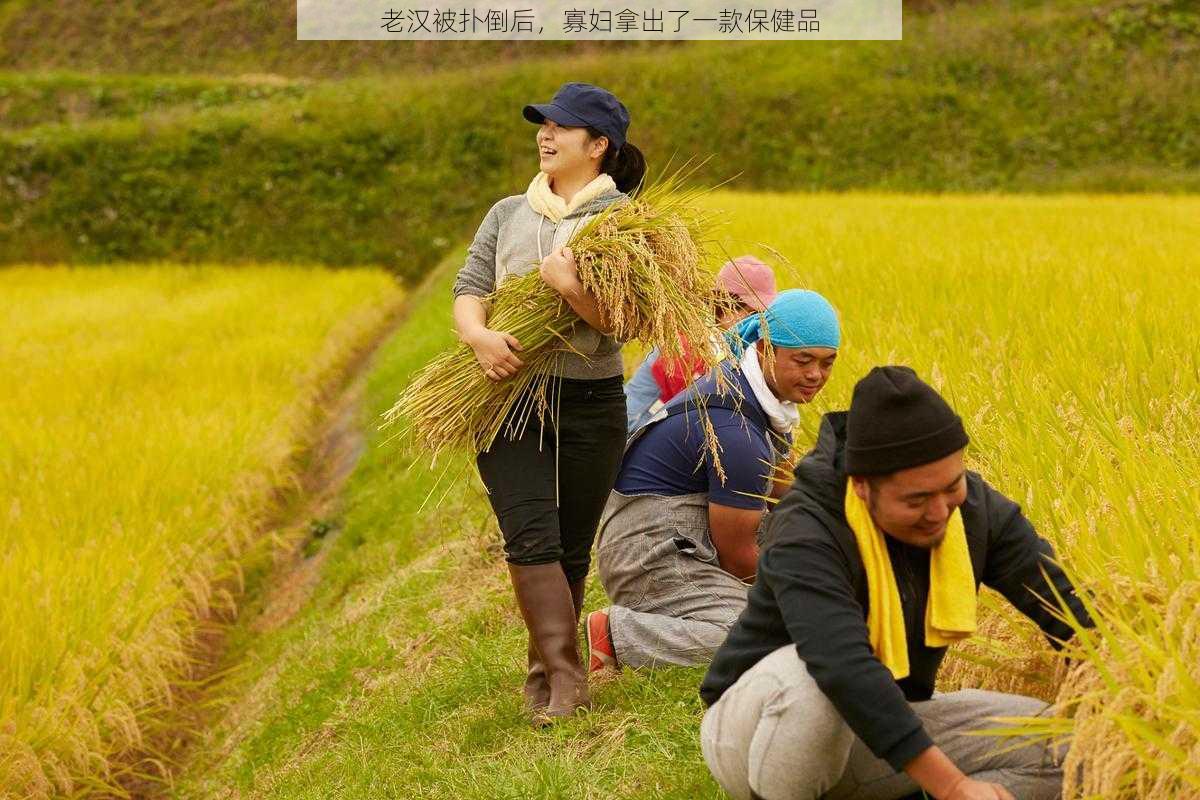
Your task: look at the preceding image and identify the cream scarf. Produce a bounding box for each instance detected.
[525,171,617,223]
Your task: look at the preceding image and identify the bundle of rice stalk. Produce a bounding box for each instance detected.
[960,573,1200,798]
[384,162,730,459]
[1008,578,1199,799]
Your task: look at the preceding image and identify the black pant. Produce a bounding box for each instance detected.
[476,375,627,584]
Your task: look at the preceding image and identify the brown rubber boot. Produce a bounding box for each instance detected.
[522,574,585,714]
[508,563,591,726]
[523,638,550,714]
[568,577,586,621]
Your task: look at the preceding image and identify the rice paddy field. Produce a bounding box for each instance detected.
[2,0,1196,795]
[155,191,1200,799]
[0,264,403,797]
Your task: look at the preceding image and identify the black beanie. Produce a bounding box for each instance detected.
[844,366,970,476]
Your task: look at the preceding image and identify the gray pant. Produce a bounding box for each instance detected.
[701,645,1065,800]
[595,491,750,668]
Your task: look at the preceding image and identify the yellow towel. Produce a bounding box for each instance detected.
[843,479,976,680]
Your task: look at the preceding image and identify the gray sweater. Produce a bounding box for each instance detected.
[452,188,629,380]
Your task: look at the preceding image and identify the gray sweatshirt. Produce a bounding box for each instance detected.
[452,188,629,380]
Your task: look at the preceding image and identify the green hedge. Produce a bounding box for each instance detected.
[1,0,1196,282]
[0,0,662,78]
[0,71,307,131]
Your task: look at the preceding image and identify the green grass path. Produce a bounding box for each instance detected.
[174,253,720,800]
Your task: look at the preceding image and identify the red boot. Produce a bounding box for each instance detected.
[586,608,618,673]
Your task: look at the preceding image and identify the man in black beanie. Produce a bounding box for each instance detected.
[698,366,1092,800]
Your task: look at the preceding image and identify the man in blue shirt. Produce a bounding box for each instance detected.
[587,290,841,671]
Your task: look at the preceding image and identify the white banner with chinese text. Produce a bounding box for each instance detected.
[298,1,901,41]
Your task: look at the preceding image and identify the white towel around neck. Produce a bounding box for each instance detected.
[739,344,800,434]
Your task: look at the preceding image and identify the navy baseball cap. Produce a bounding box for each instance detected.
[523,82,630,150]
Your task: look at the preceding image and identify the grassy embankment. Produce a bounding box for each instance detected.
[0,0,650,78]
[1,0,1196,277]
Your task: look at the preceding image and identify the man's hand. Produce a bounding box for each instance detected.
[539,246,583,297]
[464,327,524,382]
[904,746,1015,800]
[944,777,1015,800]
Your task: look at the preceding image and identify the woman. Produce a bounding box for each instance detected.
[623,255,779,433]
[450,82,647,724]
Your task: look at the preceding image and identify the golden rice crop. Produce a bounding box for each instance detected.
[0,264,402,798]
[721,191,1199,798]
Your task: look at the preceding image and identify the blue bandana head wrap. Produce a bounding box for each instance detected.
[729,288,840,355]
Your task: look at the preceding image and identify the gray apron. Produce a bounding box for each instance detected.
[593,389,775,668]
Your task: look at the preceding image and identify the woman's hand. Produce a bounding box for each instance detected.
[537,246,617,335]
[464,327,524,382]
[539,246,584,298]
